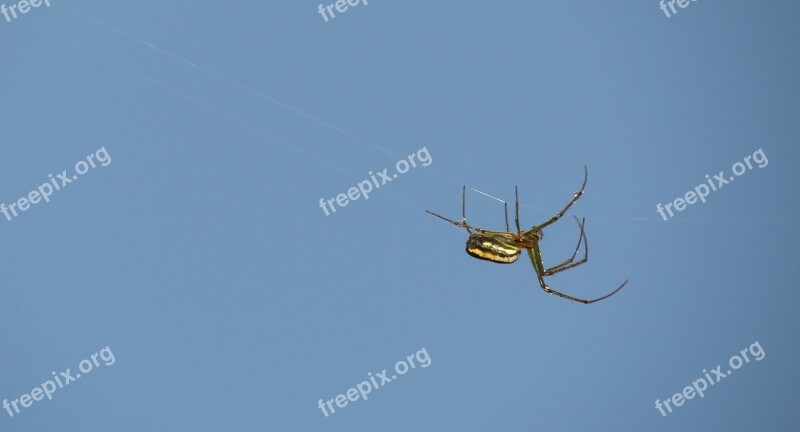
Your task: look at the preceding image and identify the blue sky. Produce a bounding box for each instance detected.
[1,1,799,430]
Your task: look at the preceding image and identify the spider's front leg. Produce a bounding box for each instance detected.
[528,243,627,304]
[543,216,588,275]
[534,166,588,231]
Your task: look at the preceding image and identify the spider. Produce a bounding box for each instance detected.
[426,166,628,304]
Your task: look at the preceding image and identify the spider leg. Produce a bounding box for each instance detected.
[534,166,588,231]
[515,186,521,234]
[461,185,471,234]
[425,210,489,234]
[426,210,470,230]
[528,242,627,304]
[504,201,510,232]
[544,216,587,275]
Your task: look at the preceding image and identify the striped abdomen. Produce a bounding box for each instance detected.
[466,233,521,264]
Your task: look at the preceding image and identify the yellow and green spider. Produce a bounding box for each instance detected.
[426,166,628,304]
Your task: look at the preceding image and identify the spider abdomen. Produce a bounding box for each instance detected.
[466,233,521,264]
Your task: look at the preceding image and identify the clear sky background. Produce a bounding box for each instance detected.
[2,1,799,430]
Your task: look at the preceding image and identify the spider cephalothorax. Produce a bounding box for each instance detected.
[427,166,628,304]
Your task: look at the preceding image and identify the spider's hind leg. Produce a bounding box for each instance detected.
[425,186,485,234]
[515,186,521,234]
[426,210,471,231]
[460,185,470,233]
